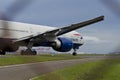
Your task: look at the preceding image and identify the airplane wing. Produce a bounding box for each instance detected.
[13,16,104,43]
[57,16,104,36]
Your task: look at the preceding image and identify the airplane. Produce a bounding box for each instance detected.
[0,16,104,55]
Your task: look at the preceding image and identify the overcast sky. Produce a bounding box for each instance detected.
[0,0,120,53]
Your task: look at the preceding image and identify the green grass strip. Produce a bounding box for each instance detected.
[33,58,120,80]
[0,54,82,66]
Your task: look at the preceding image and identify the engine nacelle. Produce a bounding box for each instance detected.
[52,37,73,52]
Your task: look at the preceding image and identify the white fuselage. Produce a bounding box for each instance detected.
[0,20,84,45]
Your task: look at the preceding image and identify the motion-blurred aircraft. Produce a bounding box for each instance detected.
[0,16,104,55]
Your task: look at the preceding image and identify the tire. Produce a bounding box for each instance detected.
[21,50,25,55]
[32,50,37,55]
[20,49,37,55]
[0,51,6,55]
[72,52,77,56]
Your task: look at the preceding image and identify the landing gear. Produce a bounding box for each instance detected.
[20,39,37,55]
[0,50,5,55]
[72,52,77,56]
[72,48,77,56]
[21,49,37,55]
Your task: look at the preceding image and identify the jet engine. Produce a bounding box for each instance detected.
[52,37,73,52]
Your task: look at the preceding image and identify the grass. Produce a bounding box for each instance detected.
[32,58,120,80]
[0,54,82,66]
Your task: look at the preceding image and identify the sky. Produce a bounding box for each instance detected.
[0,0,120,53]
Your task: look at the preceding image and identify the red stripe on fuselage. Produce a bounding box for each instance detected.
[73,34,80,36]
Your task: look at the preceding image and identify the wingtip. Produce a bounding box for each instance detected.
[99,15,104,20]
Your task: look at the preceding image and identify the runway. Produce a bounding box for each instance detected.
[0,56,116,80]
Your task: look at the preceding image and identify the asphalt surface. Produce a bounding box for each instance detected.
[0,56,117,80]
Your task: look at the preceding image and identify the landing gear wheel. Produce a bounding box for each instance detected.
[20,39,37,55]
[72,48,77,56]
[0,50,6,55]
[20,49,37,55]
[21,50,25,55]
[72,52,77,56]
[32,50,37,55]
